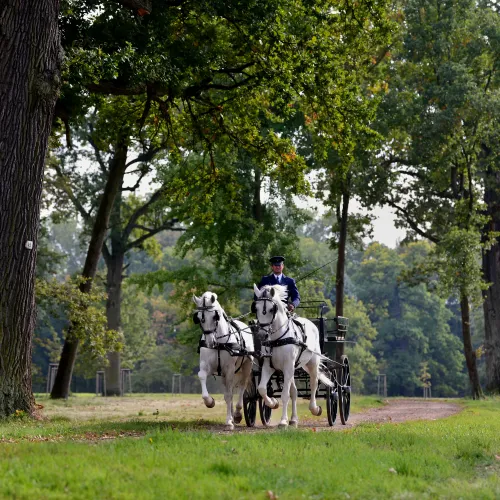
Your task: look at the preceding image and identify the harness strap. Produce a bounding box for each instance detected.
[260,321,309,368]
[199,339,244,353]
[228,318,246,350]
[292,318,306,337]
[261,337,306,349]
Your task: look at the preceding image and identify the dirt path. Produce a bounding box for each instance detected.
[226,399,462,433]
[343,399,461,426]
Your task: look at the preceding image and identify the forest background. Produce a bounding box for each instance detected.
[3,0,499,408]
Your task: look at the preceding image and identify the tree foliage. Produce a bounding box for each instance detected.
[36,277,122,362]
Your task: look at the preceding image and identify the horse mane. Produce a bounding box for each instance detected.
[260,284,287,312]
[200,291,223,312]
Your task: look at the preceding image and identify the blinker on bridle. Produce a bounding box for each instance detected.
[193,297,221,334]
[254,295,278,327]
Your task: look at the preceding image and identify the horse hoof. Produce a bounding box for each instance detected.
[268,397,279,410]
[204,397,215,408]
[311,406,322,416]
[289,420,298,428]
[225,424,234,431]
[278,421,289,429]
[233,413,242,424]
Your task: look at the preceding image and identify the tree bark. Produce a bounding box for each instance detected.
[483,242,500,393]
[0,0,61,416]
[335,184,350,363]
[460,294,483,399]
[104,252,124,396]
[103,191,125,396]
[50,141,128,399]
[482,168,500,394]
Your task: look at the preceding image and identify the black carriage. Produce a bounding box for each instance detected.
[243,301,351,427]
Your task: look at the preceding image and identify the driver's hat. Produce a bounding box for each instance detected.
[269,256,285,265]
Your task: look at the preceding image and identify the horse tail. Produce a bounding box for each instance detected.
[318,370,335,388]
[315,353,336,388]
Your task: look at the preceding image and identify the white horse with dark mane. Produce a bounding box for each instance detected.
[253,284,334,428]
[193,292,254,430]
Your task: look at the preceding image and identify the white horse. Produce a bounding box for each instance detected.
[193,292,254,430]
[253,284,334,428]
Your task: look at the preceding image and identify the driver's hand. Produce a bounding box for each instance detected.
[288,304,295,312]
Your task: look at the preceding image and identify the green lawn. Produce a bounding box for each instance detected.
[1,395,499,499]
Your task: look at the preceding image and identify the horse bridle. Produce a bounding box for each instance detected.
[252,297,278,327]
[193,306,221,335]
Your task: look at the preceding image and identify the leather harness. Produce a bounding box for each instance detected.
[255,296,309,368]
[196,308,251,376]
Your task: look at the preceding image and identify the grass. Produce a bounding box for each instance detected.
[1,395,499,499]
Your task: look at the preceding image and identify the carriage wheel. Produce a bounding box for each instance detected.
[243,377,257,427]
[258,381,274,426]
[326,377,338,426]
[339,355,351,425]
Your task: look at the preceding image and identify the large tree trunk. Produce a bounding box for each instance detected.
[482,167,500,394]
[104,255,124,396]
[460,294,483,399]
[0,1,61,416]
[103,195,125,396]
[483,242,500,393]
[51,141,128,399]
[335,183,350,364]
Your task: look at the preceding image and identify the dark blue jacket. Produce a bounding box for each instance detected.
[257,274,300,308]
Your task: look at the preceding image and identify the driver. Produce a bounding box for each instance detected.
[257,256,300,312]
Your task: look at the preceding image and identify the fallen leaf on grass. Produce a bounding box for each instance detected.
[495,455,500,461]
[266,491,279,499]
[388,468,397,474]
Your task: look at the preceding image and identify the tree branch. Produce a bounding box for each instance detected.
[87,127,108,175]
[387,200,440,243]
[102,242,111,266]
[126,222,184,251]
[53,163,91,222]
[122,186,168,241]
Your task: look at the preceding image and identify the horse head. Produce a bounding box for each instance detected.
[252,284,287,327]
[192,292,222,332]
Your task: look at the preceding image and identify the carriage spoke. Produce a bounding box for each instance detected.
[243,376,257,427]
[339,355,351,425]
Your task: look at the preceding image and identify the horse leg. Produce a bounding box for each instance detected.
[278,365,295,428]
[198,352,215,408]
[258,360,279,410]
[234,357,252,425]
[289,379,299,427]
[222,364,236,430]
[304,356,322,416]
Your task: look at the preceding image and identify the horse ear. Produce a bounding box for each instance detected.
[210,294,216,304]
[193,295,201,306]
[253,284,261,297]
[270,287,276,297]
